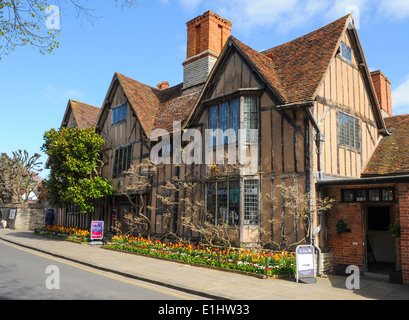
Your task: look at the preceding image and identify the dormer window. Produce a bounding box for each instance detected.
[340,41,352,63]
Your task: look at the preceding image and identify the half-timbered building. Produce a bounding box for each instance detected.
[57,10,409,283]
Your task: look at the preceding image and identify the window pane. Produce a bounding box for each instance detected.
[122,105,127,121]
[230,99,240,142]
[229,180,240,226]
[219,102,229,145]
[208,106,218,147]
[356,190,367,202]
[217,181,228,224]
[244,96,258,143]
[341,42,347,58]
[244,180,259,225]
[355,119,361,149]
[206,183,216,224]
[369,189,380,202]
[112,108,117,124]
[126,146,132,171]
[343,190,355,202]
[339,112,360,149]
[382,189,394,202]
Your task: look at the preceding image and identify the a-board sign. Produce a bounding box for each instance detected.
[90,221,104,240]
[296,245,316,283]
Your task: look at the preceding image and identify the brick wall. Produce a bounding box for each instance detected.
[398,183,409,284]
[326,185,365,270]
[325,183,409,284]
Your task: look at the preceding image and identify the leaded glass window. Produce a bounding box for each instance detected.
[244,96,258,143]
[339,112,360,149]
[244,179,259,225]
[206,180,240,226]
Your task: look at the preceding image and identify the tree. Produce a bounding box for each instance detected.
[120,155,241,247]
[263,184,334,251]
[0,0,137,59]
[0,150,43,204]
[42,127,113,214]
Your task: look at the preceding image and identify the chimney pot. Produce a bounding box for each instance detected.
[157,81,169,90]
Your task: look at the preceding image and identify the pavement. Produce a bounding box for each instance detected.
[1,228,409,300]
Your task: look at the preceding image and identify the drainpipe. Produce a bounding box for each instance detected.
[306,106,325,277]
[313,205,324,277]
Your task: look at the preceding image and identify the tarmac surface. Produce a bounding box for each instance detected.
[1,228,409,300]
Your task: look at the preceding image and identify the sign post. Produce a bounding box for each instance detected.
[296,245,317,284]
[90,221,104,245]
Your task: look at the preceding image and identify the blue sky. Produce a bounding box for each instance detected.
[1,0,409,178]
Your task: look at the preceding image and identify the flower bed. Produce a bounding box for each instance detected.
[105,235,296,277]
[35,225,90,243]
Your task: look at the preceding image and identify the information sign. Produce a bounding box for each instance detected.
[296,245,317,284]
[90,221,104,240]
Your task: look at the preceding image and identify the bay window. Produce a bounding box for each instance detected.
[208,96,258,146]
[206,179,259,226]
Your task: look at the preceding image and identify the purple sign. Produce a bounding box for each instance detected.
[91,221,104,240]
[296,245,315,282]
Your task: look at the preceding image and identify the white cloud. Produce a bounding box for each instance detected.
[61,89,84,100]
[178,0,203,12]
[172,0,409,34]
[392,75,409,115]
[379,0,409,21]
[188,0,372,34]
[44,85,84,104]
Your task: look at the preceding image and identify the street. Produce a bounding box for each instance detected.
[0,240,205,300]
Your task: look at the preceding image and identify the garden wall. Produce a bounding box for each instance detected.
[0,203,46,231]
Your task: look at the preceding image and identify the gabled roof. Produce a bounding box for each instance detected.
[231,36,287,103]
[99,72,201,138]
[185,14,387,134]
[261,15,350,104]
[185,15,352,126]
[362,114,409,177]
[62,100,100,129]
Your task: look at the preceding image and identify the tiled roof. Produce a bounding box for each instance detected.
[115,72,200,138]
[260,15,350,104]
[231,36,287,102]
[70,100,100,128]
[115,15,356,136]
[362,114,409,177]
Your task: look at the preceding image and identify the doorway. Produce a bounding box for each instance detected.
[366,206,395,274]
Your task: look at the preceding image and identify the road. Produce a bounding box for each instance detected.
[0,240,206,300]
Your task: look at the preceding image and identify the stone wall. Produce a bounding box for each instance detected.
[0,203,46,231]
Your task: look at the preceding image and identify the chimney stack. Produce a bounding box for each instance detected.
[182,11,232,93]
[371,70,393,117]
[157,81,169,90]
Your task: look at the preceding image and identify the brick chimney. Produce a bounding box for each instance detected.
[157,81,169,90]
[182,11,232,93]
[371,70,393,117]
